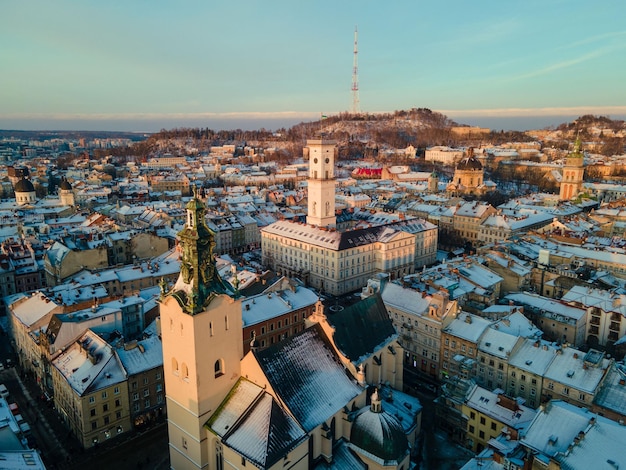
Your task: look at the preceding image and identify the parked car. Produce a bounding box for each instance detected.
[19,422,32,437]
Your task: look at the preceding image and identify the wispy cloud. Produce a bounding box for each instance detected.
[439,106,626,117]
[509,48,612,81]
[0,111,321,121]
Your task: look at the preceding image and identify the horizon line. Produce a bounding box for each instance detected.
[2,106,626,122]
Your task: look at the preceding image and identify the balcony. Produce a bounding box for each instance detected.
[609,322,621,332]
[590,317,601,326]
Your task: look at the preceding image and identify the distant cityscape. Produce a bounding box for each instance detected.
[1,111,626,470]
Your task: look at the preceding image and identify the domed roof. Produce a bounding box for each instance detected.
[59,178,72,190]
[14,178,35,193]
[457,155,483,170]
[350,391,408,462]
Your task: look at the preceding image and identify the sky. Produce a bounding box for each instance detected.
[1,0,625,132]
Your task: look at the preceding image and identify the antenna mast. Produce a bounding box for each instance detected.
[351,26,360,115]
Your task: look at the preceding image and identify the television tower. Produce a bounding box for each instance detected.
[351,26,360,115]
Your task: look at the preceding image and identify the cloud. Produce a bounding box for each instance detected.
[0,111,321,121]
[438,106,626,118]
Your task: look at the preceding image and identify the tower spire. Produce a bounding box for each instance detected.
[352,26,360,115]
[168,189,236,314]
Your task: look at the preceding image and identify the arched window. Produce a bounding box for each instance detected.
[225,315,229,331]
[214,359,224,378]
[182,362,189,380]
[209,321,213,337]
[172,358,179,376]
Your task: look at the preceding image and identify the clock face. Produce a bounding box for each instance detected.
[314,158,318,164]
[325,158,329,163]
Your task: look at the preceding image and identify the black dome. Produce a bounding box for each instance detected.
[457,156,483,170]
[14,178,35,193]
[59,179,72,190]
[350,406,408,462]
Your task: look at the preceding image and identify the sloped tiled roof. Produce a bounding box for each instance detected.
[254,323,363,432]
[208,379,307,469]
[325,295,397,364]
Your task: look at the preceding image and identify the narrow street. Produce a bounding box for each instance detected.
[0,366,169,470]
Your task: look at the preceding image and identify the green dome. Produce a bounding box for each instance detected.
[350,403,408,462]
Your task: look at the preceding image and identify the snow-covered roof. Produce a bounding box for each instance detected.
[521,400,626,469]
[444,313,492,343]
[52,329,125,396]
[115,334,163,376]
[543,348,610,394]
[466,384,536,429]
[208,379,308,469]
[254,323,363,432]
[241,286,318,327]
[505,292,586,322]
[9,292,59,328]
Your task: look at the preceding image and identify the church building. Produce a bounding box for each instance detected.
[160,190,421,470]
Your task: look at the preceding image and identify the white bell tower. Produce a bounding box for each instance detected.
[306,138,337,228]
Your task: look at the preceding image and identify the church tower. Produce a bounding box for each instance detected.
[59,178,74,206]
[428,170,439,193]
[306,138,337,228]
[559,135,585,201]
[160,188,243,470]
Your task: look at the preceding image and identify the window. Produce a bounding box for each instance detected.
[116,411,122,419]
[89,397,95,404]
[479,430,485,439]
[133,403,140,412]
[90,409,96,417]
[469,425,475,434]
[491,422,497,431]
[144,398,150,408]
[133,393,139,401]
[182,437,188,450]
[563,387,569,395]
[530,388,536,396]
[156,372,162,380]
[114,386,120,395]
[143,389,150,397]
[182,363,189,380]
[101,391,107,399]
[511,371,516,378]
[143,377,149,385]
[104,416,110,425]
[103,404,109,412]
[115,399,121,407]
[521,374,526,382]
[470,411,476,420]
[480,417,486,425]
[215,359,224,378]
[548,382,554,390]
[91,421,98,430]
[156,383,163,392]
[579,393,585,401]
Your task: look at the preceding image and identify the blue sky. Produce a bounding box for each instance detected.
[1,0,625,131]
